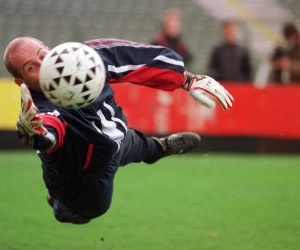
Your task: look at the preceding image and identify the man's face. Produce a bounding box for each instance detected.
[223,22,238,45]
[163,15,182,38]
[11,39,50,90]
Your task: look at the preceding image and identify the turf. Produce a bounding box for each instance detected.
[1,151,300,250]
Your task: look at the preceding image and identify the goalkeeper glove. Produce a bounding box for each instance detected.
[182,71,234,110]
[17,83,48,136]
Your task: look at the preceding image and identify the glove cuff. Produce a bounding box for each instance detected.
[181,71,195,90]
[181,71,206,90]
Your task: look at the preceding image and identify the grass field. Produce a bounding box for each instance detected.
[1,151,300,250]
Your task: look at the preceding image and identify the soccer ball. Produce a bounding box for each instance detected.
[39,42,106,108]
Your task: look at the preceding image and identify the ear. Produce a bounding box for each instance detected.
[14,78,23,86]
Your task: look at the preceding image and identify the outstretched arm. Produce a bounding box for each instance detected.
[84,39,233,110]
[84,39,185,91]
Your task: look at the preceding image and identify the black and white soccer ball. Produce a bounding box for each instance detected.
[39,42,106,108]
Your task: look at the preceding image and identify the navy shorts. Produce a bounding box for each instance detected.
[43,128,162,218]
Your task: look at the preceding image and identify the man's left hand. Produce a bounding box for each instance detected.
[182,72,234,110]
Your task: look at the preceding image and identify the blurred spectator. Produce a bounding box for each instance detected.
[151,9,192,67]
[207,19,252,82]
[271,22,300,84]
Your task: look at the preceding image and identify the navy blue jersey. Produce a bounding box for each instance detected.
[33,83,124,179]
[29,39,185,180]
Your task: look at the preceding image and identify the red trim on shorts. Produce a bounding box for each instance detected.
[82,144,94,169]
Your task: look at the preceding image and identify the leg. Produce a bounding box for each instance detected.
[144,132,201,164]
[118,128,201,165]
[118,128,164,166]
[44,129,201,223]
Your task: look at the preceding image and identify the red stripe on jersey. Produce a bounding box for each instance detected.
[85,39,149,48]
[109,66,184,91]
[82,144,94,169]
[41,114,67,154]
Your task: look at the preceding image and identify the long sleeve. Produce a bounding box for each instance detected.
[84,39,185,91]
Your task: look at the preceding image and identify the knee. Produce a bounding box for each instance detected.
[54,212,91,224]
[53,200,91,224]
[76,201,111,219]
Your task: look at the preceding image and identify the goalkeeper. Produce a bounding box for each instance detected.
[4,37,233,224]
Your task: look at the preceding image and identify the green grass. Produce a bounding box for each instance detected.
[1,151,300,250]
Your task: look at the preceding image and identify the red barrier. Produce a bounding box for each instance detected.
[111,83,300,139]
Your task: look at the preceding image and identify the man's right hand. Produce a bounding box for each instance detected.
[17,83,48,136]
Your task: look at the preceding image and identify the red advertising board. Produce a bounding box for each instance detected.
[111,83,300,139]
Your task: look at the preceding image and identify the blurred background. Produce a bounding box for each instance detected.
[1,0,300,153]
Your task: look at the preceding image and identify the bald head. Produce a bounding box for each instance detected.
[4,37,46,78]
[4,37,50,90]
